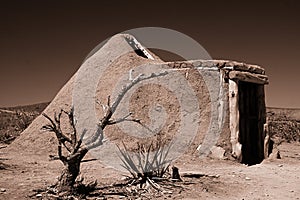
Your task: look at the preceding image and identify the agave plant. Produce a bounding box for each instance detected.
[117,141,173,185]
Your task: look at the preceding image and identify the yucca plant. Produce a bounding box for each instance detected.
[117,141,173,187]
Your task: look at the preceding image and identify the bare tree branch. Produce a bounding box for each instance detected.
[111,71,168,114]
[62,107,77,146]
[72,129,87,154]
[86,125,104,150]
[87,71,168,148]
[58,142,67,163]
[108,112,133,125]
[42,112,72,152]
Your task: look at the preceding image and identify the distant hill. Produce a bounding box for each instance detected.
[267,107,300,121]
[0,102,299,144]
[0,102,49,113]
[0,102,49,144]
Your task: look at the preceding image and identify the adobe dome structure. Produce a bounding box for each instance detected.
[9,34,269,166]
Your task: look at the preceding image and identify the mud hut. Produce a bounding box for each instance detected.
[10,34,269,166]
[121,58,269,166]
[97,34,269,165]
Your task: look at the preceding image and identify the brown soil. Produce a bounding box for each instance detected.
[0,142,299,199]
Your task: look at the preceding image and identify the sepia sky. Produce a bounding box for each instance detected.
[0,0,299,108]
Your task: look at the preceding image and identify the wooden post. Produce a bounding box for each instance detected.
[172,166,182,181]
[257,85,267,161]
[229,79,242,160]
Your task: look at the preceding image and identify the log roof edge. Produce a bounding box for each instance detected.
[164,60,266,75]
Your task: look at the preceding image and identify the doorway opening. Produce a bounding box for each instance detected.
[239,82,265,165]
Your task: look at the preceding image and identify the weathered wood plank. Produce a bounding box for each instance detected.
[224,61,265,74]
[229,80,242,160]
[165,60,266,76]
[229,71,268,84]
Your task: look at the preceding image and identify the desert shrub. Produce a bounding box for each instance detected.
[0,110,37,144]
[268,120,300,143]
[0,146,8,170]
[15,111,35,131]
[118,141,172,185]
[0,132,14,143]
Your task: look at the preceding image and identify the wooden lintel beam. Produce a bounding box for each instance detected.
[229,71,269,85]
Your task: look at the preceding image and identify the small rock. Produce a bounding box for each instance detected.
[0,188,6,192]
[196,145,201,151]
[278,164,283,167]
[36,194,42,197]
[269,149,281,159]
[245,177,251,180]
[209,146,226,159]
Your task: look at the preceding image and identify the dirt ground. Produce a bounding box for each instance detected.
[0,141,299,199]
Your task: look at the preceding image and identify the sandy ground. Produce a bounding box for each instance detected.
[0,142,299,200]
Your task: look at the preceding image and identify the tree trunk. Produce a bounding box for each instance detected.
[56,150,88,192]
[57,160,80,192]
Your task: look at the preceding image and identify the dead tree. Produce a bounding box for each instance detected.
[41,71,168,192]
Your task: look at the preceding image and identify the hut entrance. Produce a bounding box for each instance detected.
[238,81,265,165]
